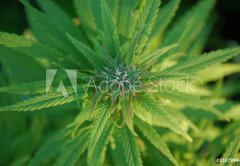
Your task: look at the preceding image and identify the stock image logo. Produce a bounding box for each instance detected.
[46,69,77,97]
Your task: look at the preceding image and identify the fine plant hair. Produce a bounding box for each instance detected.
[0,0,240,166]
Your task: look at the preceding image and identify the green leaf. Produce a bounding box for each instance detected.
[90,38,118,67]
[0,31,74,67]
[88,105,113,158]
[152,0,180,37]
[109,137,128,166]
[127,0,160,62]
[0,32,31,47]
[120,94,135,135]
[100,0,121,59]
[137,44,178,67]
[74,0,96,31]
[120,126,142,166]
[25,10,57,48]
[67,33,105,70]
[141,70,189,87]
[91,0,103,30]
[197,63,240,82]
[158,89,228,120]
[20,0,68,48]
[72,105,99,127]
[20,0,89,68]
[188,17,215,55]
[89,122,114,166]
[147,0,181,50]
[117,0,140,38]
[36,0,85,40]
[0,91,77,112]
[165,47,240,74]
[135,94,192,142]
[135,117,179,166]
[0,46,44,82]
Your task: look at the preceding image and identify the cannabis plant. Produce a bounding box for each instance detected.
[0,0,240,165]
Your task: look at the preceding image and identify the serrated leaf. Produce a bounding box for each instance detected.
[137,44,178,67]
[0,91,77,112]
[135,94,192,142]
[117,0,140,38]
[141,70,188,83]
[20,0,90,68]
[147,0,180,50]
[120,126,142,166]
[89,122,114,166]
[127,0,160,62]
[67,33,105,70]
[0,31,74,67]
[197,63,240,82]
[120,94,135,135]
[36,0,85,40]
[0,32,31,47]
[134,117,179,166]
[100,0,121,59]
[72,105,100,127]
[158,89,228,120]
[88,105,113,158]
[165,47,240,74]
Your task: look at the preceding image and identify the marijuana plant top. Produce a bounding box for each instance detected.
[0,0,240,165]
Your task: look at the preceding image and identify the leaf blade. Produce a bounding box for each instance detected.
[120,126,142,166]
[135,117,179,166]
[127,0,160,62]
